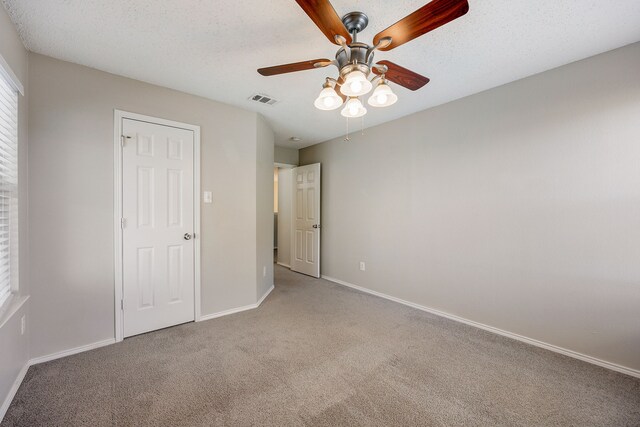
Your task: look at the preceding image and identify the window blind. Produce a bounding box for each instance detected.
[0,70,17,308]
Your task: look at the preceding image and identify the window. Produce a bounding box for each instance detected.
[0,67,18,308]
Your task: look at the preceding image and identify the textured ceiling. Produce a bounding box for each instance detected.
[3,0,640,148]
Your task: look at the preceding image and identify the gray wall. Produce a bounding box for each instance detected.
[300,43,640,372]
[0,3,29,413]
[277,168,293,267]
[28,53,273,359]
[274,146,298,166]
[256,116,275,298]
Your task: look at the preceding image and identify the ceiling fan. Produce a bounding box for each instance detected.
[258,0,469,118]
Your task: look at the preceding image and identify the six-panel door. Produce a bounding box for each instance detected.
[122,118,195,337]
[291,163,321,278]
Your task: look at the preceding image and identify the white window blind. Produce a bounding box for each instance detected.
[0,70,18,308]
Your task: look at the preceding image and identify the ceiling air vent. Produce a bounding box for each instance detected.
[249,93,279,106]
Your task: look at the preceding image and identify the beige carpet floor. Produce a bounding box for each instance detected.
[2,265,639,426]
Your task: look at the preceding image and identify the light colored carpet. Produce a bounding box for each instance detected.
[3,265,639,426]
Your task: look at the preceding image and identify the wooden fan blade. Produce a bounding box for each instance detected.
[295,0,352,45]
[372,61,430,91]
[258,58,332,76]
[373,0,469,51]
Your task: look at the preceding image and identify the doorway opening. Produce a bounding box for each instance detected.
[274,167,278,263]
[274,163,295,268]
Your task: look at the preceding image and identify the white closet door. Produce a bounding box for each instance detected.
[122,118,195,337]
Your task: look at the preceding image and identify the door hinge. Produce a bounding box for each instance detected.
[121,135,132,147]
[121,299,124,310]
[120,217,126,229]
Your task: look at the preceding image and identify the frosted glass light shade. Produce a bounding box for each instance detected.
[339,70,373,97]
[314,86,343,110]
[367,82,397,107]
[340,97,367,118]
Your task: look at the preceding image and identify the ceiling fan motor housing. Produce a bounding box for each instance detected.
[336,43,373,79]
[335,12,375,79]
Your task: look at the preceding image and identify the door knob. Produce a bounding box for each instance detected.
[184,233,192,240]
[312,224,321,229]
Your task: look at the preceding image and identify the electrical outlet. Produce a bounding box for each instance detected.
[20,315,25,335]
[263,266,267,277]
[359,261,366,271]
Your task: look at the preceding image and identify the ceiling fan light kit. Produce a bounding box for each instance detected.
[368,80,398,108]
[341,97,367,118]
[314,81,344,110]
[339,69,373,97]
[258,0,469,121]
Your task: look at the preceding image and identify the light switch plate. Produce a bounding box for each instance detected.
[203,191,212,203]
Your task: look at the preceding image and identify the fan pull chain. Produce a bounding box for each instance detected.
[344,117,350,142]
[361,116,365,135]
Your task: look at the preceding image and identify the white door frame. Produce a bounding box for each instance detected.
[113,110,201,342]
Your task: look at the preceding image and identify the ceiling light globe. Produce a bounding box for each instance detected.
[340,70,373,97]
[314,86,343,111]
[340,98,367,118]
[323,96,335,108]
[367,82,398,108]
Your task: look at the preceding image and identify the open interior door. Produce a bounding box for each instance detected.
[291,163,320,278]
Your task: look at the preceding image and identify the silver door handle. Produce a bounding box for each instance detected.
[184,233,192,240]
[312,224,321,229]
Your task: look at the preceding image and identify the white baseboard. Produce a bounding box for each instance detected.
[199,284,275,322]
[29,338,116,366]
[257,284,275,305]
[276,262,291,268]
[322,275,640,379]
[0,362,29,421]
[29,284,275,365]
